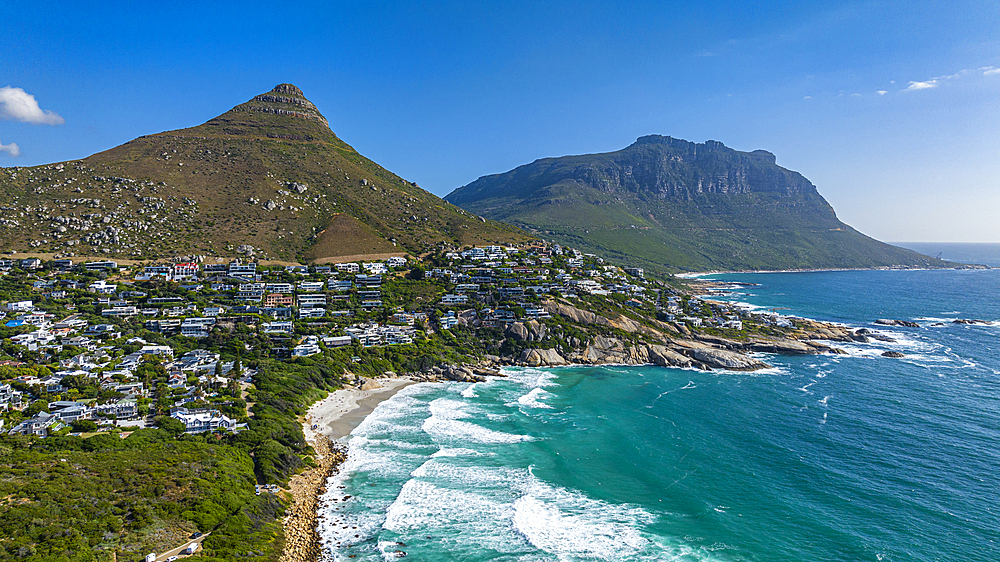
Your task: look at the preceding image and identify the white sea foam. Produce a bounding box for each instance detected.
[430,447,485,458]
[382,479,518,546]
[423,397,533,443]
[517,387,554,409]
[708,364,791,377]
[460,382,478,398]
[422,415,534,444]
[511,475,657,560]
[506,366,560,389]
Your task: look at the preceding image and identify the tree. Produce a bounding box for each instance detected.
[154,415,187,437]
[71,419,99,433]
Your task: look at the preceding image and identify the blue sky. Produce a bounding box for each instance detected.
[3,0,998,242]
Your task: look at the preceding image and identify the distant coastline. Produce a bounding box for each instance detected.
[676,264,990,279]
[894,242,1000,268]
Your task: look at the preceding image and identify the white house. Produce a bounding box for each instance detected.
[170,407,237,433]
[89,280,118,294]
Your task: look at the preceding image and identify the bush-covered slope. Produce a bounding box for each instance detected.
[0,84,529,261]
[446,135,948,272]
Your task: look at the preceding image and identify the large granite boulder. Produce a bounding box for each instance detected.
[687,347,770,371]
[518,348,570,367]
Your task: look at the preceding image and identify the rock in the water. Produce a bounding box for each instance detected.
[875,319,919,328]
[647,345,692,367]
[687,347,770,371]
[747,337,816,355]
[881,351,905,358]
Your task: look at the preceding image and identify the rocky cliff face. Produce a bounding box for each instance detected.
[445,135,949,272]
[447,135,822,204]
[555,136,814,199]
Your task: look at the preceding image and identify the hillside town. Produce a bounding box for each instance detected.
[0,242,796,440]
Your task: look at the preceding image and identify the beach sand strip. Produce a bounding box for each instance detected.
[280,376,415,562]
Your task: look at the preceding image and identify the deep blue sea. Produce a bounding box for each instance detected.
[320,267,1000,561]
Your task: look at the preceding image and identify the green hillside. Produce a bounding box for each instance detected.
[0,84,529,262]
[446,135,951,272]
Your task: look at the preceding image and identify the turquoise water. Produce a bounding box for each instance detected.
[320,268,1000,561]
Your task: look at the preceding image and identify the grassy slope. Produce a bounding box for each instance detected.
[0,86,530,261]
[447,138,951,272]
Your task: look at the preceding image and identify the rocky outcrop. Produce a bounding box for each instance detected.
[647,345,692,367]
[686,347,770,371]
[517,348,570,367]
[881,351,905,358]
[456,309,479,328]
[429,364,487,382]
[506,322,530,341]
[505,321,548,342]
[543,300,665,340]
[953,319,990,325]
[746,337,819,355]
[544,301,603,325]
[875,319,920,328]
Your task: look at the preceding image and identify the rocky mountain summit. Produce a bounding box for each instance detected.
[446,135,952,272]
[0,84,528,261]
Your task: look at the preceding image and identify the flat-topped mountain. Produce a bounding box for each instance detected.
[446,135,950,272]
[0,84,529,261]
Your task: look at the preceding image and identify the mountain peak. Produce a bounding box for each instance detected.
[230,83,330,129]
[270,83,305,96]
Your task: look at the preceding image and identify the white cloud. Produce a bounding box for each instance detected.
[0,142,21,157]
[904,80,938,91]
[0,86,65,125]
[985,68,1000,76]
[877,90,888,95]
[851,93,862,97]
[803,95,812,99]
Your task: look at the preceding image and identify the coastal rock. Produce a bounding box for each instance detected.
[457,309,479,327]
[747,337,820,355]
[953,319,990,325]
[694,334,744,350]
[686,347,770,371]
[881,351,905,358]
[526,320,547,341]
[518,348,569,367]
[544,300,602,325]
[647,345,692,367]
[868,333,896,342]
[506,322,530,341]
[436,364,486,382]
[875,319,919,328]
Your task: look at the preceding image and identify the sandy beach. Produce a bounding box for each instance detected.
[280,376,415,562]
[304,376,416,444]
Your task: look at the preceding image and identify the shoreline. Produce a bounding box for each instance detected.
[675,264,989,278]
[304,376,416,443]
[280,376,416,562]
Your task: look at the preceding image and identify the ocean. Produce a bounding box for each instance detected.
[319,267,1000,561]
